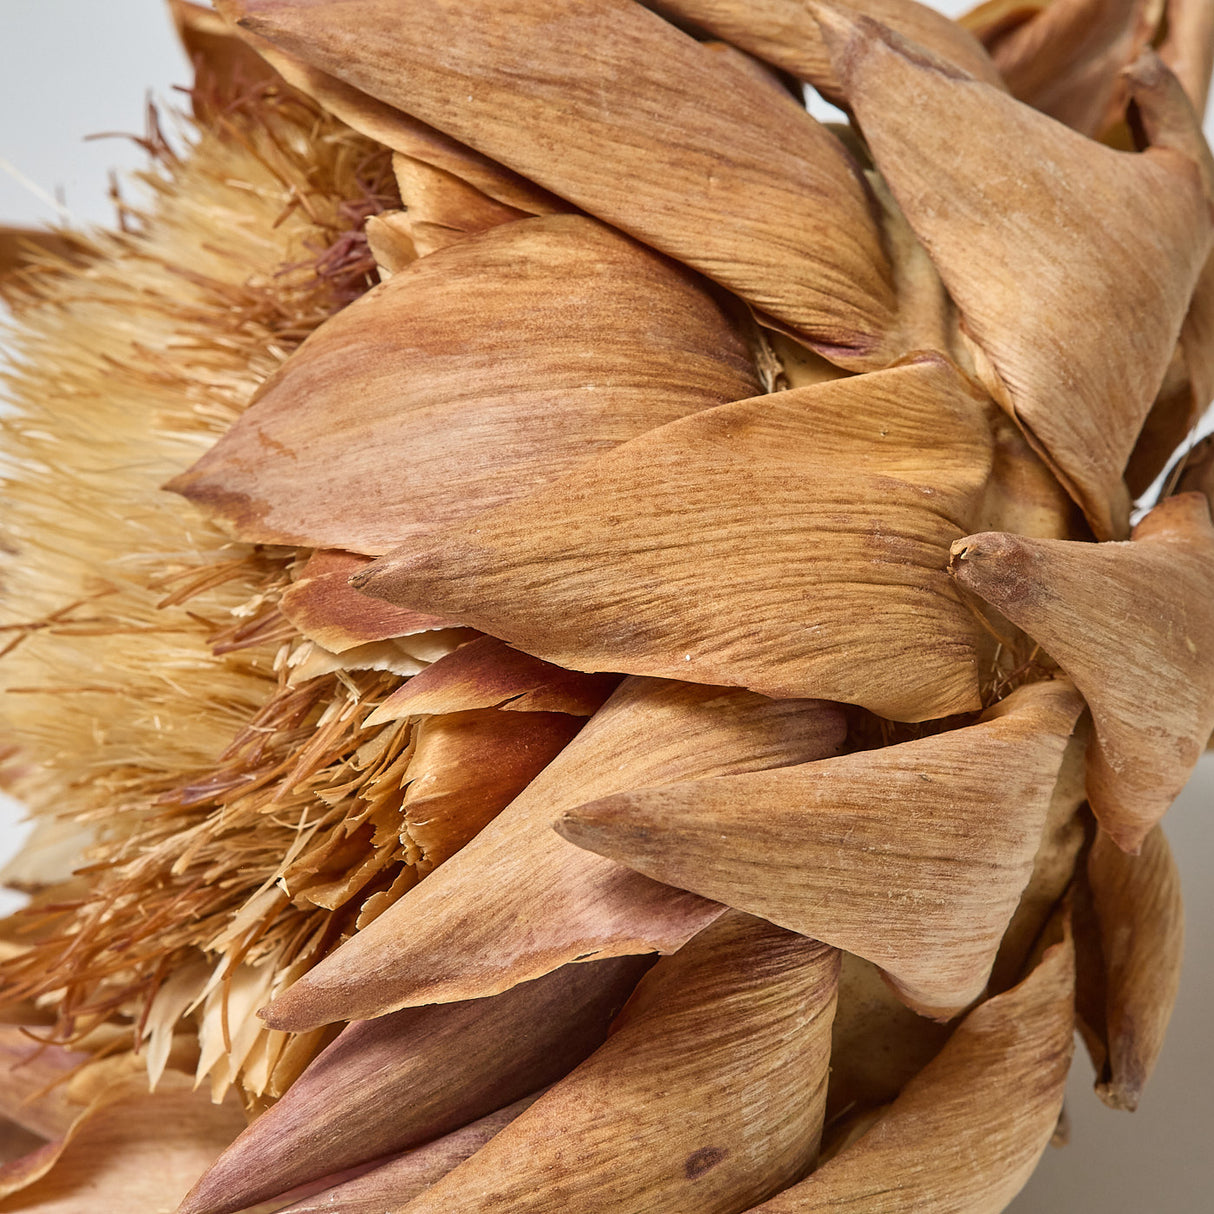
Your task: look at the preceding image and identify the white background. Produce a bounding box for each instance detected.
[0,3,1210,1211]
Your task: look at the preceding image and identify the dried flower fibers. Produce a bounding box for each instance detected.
[0,2,1211,1212]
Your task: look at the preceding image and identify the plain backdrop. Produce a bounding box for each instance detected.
[0,3,1211,1213]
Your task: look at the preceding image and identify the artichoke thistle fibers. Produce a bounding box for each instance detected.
[0,0,1211,1210]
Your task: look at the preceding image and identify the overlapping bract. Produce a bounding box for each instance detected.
[2,1,1212,1212]
[356,357,993,721]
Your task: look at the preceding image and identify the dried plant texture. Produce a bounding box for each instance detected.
[1,0,1211,1210]
[0,72,485,1101]
[558,679,1084,1016]
[169,214,762,554]
[964,0,1157,136]
[0,228,88,297]
[180,958,647,1214]
[394,915,839,1214]
[264,680,845,1029]
[1076,827,1184,1111]
[368,636,619,721]
[356,357,994,722]
[1159,0,1214,117]
[276,1095,542,1214]
[823,952,952,1125]
[951,493,1214,852]
[746,926,1075,1212]
[987,721,1090,994]
[213,8,566,217]
[223,0,906,367]
[820,9,1213,539]
[0,1027,247,1212]
[650,0,1004,102]
[279,550,465,653]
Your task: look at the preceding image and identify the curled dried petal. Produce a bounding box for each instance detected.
[357,357,993,722]
[745,925,1075,1212]
[400,708,585,874]
[263,679,845,1030]
[972,0,1156,135]
[398,915,839,1214]
[651,0,1002,103]
[1076,827,1184,1111]
[951,494,1214,851]
[226,0,901,365]
[1158,0,1214,118]
[213,0,562,213]
[818,7,1213,538]
[280,550,463,652]
[559,679,1084,1017]
[277,1095,541,1214]
[367,636,619,723]
[179,959,646,1214]
[390,154,529,256]
[169,215,760,554]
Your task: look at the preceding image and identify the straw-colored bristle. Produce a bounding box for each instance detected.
[0,80,405,1100]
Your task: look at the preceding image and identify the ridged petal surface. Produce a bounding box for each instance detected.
[278,1095,541,1214]
[1077,827,1184,1111]
[819,8,1213,538]
[178,958,647,1214]
[654,0,1002,100]
[399,708,585,874]
[169,215,759,554]
[367,636,619,722]
[213,2,564,213]
[746,927,1075,1212]
[279,550,461,652]
[973,0,1155,135]
[399,914,838,1214]
[559,679,1083,1016]
[951,493,1214,851]
[227,0,900,364]
[357,358,992,721]
[264,679,846,1029]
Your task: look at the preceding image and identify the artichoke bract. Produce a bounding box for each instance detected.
[0,1,1209,1211]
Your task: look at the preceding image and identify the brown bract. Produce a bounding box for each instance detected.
[1124,53,1214,481]
[1076,827,1184,1111]
[388,154,530,256]
[951,493,1214,852]
[559,679,1084,1017]
[1159,0,1214,118]
[357,357,992,721]
[279,550,462,652]
[651,0,1002,104]
[397,914,838,1214]
[988,722,1089,993]
[970,0,1155,136]
[263,679,845,1029]
[817,8,1213,539]
[210,1,563,214]
[179,958,645,1214]
[746,926,1075,1212]
[168,215,759,554]
[278,1094,541,1213]
[367,636,619,722]
[400,708,585,874]
[225,0,900,366]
